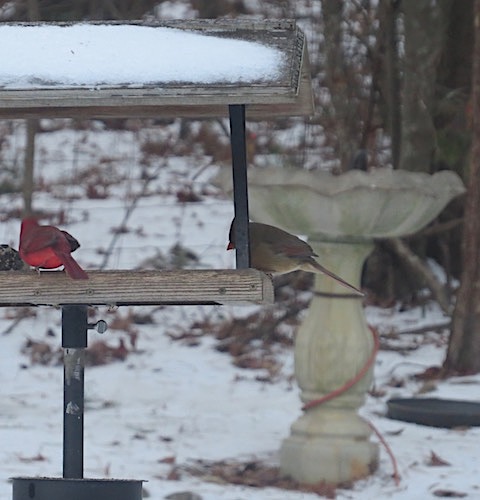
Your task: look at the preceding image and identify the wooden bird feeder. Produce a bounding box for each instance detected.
[1,18,314,500]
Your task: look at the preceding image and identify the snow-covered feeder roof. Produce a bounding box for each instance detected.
[0,19,314,119]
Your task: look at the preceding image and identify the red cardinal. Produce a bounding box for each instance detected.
[227,219,362,295]
[19,217,88,279]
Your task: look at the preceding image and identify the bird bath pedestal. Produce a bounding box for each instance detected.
[240,167,465,484]
[280,237,376,483]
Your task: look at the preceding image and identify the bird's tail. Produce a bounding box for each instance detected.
[303,258,363,296]
[60,253,89,280]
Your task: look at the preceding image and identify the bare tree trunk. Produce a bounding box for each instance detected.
[22,0,39,217]
[400,1,446,172]
[27,0,40,20]
[380,0,401,169]
[23,119,37,216]
[321,0,358,170]
[444,0,480,374]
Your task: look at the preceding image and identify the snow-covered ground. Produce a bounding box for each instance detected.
[1,124,479,500]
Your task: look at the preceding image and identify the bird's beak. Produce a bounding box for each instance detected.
[227,242,234,250]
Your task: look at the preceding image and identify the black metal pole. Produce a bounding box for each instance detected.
[229,104,251,269]
[62,305,88,479]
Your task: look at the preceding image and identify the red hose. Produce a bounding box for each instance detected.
[302,325,380,411]
[301,326,401,485]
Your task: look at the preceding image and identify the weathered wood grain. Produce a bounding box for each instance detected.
[0,269,274,307]
[0,19,314,119]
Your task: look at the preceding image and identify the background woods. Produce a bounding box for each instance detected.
[0,0,479,375]
[1,2,480,498]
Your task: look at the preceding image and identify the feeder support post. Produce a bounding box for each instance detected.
[62,305,88,479]
[229,104,251,269]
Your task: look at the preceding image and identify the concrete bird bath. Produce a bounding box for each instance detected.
[216,166,465,484]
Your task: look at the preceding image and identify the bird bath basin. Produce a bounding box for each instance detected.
[242,167,465,240]
[217,167,465,484]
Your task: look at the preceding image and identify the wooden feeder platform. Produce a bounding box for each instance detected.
[0,269,273,307]
[3,18,313,499]
[0,18,314,308]
[0,18,313,121]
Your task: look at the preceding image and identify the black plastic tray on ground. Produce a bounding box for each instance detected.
[387,397,480,428]
[12,477,143,500]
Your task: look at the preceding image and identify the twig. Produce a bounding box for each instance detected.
[99,161,165,270]
[2,315,27,336]
[383,238,451,314]
[396,321,451,335]
[405,217,464,239]
[190,159,214,182]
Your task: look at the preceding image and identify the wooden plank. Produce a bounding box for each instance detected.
[0,85,311,119]
[0,101,312,120]
[0,19,314,119]
[0,86,296,108]
[0,269,274,307]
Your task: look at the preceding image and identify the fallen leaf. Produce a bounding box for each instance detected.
[385,428,404,436]
[17,453,47,463]
[167,468,181,481]
[428,451,451,467]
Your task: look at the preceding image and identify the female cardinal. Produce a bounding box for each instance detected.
[19,217,88,279]
[227,219,361,295]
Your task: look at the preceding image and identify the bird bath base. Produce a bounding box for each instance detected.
[280,239,378,484]
[280,409,378,484]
